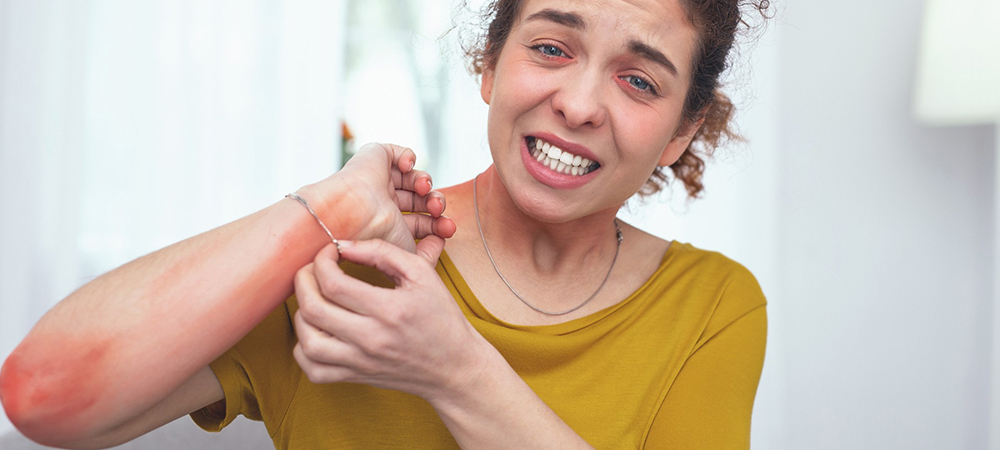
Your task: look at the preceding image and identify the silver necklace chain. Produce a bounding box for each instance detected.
[473,176,623,316]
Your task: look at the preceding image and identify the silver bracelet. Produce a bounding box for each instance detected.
[286,193,342,256]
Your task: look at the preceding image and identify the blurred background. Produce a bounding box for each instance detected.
[0,0,996,448]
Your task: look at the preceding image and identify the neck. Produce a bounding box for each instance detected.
[472,168,624,316]
[473,167,622,274]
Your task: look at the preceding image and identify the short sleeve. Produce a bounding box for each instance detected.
[189,298,302,436]
[644,265,768,449]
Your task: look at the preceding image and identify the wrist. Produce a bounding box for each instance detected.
[426,332,507,415]
[294,175,366,241]
[425,336,592,449]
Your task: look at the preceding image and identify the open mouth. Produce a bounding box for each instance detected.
[527,136,600,176]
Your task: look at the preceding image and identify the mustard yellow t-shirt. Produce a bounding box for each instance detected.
[192,242,767,449]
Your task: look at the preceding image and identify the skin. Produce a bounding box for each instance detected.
[454,0,704,326]
[0,336,109,438]
[1,0,709,448]
[292,0,707,447]
[0,144,455,448]
[480,0,701,226]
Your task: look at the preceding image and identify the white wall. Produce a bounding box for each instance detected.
[634,0,996,447]
[0,0,348,436]
[775,1,994,448]
[1,0,996,448]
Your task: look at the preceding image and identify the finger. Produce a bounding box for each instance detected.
[293,262,318,305]
[394,191,444,216]
[393,191,429,215]
[396,169,433,196]
[348,143,416,181]
[295,245,346,304]
[316,242,340,263]
[294,310,356,364]
[337,239,426,287]
[294,261,344,327]
[310,246,390,317]
[425,191,446,217]
[349,142,410,172]
[434,216,457,239]
[415,235,446,264]
[404,214,456,240]
[293,342,354,384]
[378,143,416,173]
[295,270,373,342]
[294,310,387,381]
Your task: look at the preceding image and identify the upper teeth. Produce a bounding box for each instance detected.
[531,138,596,176]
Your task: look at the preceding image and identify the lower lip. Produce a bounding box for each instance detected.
[520,139,599,189]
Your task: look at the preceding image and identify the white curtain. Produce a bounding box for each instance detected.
[0,0,346,434]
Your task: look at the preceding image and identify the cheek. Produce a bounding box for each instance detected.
[489,64,553,120]
[604,108,680,197]
[615,110,677,166]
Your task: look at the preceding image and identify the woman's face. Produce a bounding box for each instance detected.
[481,0,700,223]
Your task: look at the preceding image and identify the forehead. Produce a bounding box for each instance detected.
[516,0,695,42]
[514,0,698,68]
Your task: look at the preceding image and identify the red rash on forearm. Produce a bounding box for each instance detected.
[0,194,367,442]
[1,336,110,439]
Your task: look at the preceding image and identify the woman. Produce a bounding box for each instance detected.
[0,0,769,448]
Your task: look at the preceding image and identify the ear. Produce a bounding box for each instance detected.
[657,115,705,166]
[480,68,494,105]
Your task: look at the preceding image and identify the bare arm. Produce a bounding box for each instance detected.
[429,347,595,449]
[0,144,455,448]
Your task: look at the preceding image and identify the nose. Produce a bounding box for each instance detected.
[550,68,608,129]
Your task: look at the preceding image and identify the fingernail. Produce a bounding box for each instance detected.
[337,240,354,249]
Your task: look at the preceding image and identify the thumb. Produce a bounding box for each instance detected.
[415,235,445,264]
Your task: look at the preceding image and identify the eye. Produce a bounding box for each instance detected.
[620,75,658,95]
[532,44,567,58]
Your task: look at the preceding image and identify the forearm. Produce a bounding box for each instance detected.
[430,342,594,450]
[0,181,353,440]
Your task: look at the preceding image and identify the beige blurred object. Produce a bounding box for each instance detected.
[914,1,1000,448]
[914,0,1000,125]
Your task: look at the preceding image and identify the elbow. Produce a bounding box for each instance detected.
[1,348,104,449]
[1,353,67,447]
[1,351,34,435]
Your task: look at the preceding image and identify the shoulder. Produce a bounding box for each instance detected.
[663,242,763,298]
[617,222,765,315]
[648,242,767,337]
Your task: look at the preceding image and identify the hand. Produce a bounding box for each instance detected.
[292,237,490,402]
[299,143,456,253]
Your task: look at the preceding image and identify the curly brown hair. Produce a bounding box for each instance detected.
[464,0,771,199]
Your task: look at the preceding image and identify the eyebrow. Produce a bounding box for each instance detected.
[629,40,679,78]
[524,9,679,79]
[524,8,586,30]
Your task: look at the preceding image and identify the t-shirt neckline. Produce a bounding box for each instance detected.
[437,241,681,334]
